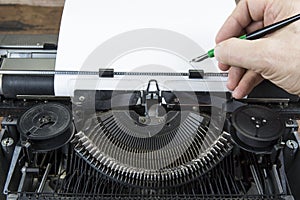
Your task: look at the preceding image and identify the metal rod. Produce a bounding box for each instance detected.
[17,166,28,193]
[3,146,22,195]
[272,164,284,194]
[250,164,264,195]
[37,163,52,193]
[0,69,227,77]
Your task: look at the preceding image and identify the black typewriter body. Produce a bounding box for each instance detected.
[0,35,300,200]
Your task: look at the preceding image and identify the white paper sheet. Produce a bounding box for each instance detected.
[55,0,236,96]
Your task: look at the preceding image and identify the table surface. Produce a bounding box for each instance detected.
[0,4,63,34]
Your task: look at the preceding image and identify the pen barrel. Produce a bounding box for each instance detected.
[246,14,300,40]
[207,49,215,58]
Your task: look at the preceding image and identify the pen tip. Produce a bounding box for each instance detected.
[190,54,209,63]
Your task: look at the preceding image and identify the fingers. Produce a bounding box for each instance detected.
[215,14,246,43]
[216,0,268,43]
[218,63,230,71]
[227,67,246,91]
[217,20,265,72]
[245,21,264,33]
[214,0,270,98]
[216,38,265,98]
[232,70,264,99]
[214,38,268,73]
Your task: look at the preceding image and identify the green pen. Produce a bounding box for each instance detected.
[190,13,300,63]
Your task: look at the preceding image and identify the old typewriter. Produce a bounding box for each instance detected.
[0,34,300,200]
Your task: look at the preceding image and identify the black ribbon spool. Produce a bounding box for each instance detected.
[231,105,284,153]
[18,103,74,152]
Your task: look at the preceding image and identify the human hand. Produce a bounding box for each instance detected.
[214,0,300,99]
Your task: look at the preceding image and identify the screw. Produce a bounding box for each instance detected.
[139,117,147,123]
[6,115,13,122]
[174,98,179,103]
[192,106,199,112]
[286,140,298,150]
[1,137,14,147]
[79,96,85,102]
[158,118,165,123]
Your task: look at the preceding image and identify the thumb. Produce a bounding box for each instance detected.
[214,38,268,72]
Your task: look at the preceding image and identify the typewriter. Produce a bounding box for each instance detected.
[0,34,300,200]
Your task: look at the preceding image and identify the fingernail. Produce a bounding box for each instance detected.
[232,89,241,99]
[233,88,246,99]
[232,90,237,98]
[214,45,221,61]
